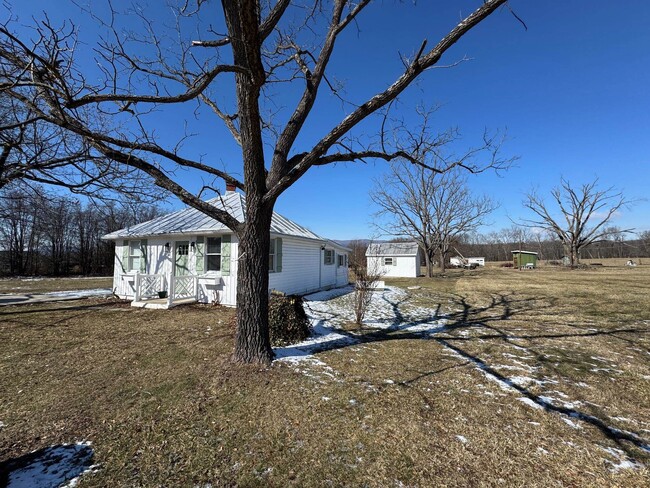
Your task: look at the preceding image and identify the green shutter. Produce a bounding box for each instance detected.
[195,236,205,274]
[121,240,129,272]
[276,238,283,272]
[221,234,231,276]
[140,239,148,272]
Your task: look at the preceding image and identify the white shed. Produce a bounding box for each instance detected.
[365,242,422,278]
[102,189,350,308]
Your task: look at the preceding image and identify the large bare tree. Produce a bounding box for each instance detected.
[0,93,155,201]
[522,178,631,266]
[372,163,497,274]
[0,0,515,364]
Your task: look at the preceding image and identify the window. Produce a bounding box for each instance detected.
[206,237,221,271]
[129,240,141,271]
[383,257,394,266]
[338,254,347,267]
[177,243,189,256]
[269,238,276,272]
[324,249,335,265]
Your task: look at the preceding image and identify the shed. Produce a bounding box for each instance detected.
[511,250,538,268]
[366,242,422,278]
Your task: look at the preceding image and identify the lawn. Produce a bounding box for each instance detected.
[0,264,649,486]
[0,276,113,294]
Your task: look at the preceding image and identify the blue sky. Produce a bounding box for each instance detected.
[7,1,650,239]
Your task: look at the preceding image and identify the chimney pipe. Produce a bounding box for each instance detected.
[225,183,236,192]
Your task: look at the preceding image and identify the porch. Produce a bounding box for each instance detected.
[124,272,222,309]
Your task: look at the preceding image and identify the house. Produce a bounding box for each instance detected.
[102,189,350,308]
[365,242,422,278]
[512,250,538,269]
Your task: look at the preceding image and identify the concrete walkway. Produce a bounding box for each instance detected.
[0,289,113,306]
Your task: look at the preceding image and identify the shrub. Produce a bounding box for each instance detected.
[500,262,514,268]
[268,291,311,346]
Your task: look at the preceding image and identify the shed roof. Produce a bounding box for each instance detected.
[511,250,538,255]
[366,242,420,256]
[103,191,324,242]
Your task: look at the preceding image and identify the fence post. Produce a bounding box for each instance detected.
[167,272,174,308]
[194,276,199,301]
[134,272,141,302]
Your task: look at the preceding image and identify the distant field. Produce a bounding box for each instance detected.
[483,257,648,268]
[0,266,648,486]
[0,276,113,294]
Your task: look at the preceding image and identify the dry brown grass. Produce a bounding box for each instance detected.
[1,264,649,486]
[0,276,113,294]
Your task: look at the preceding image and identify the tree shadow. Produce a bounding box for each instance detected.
[285,287,650,462]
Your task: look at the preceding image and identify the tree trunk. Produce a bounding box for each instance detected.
[424,249,434,278]
[232,200,274,365]
[438,250,446,271]
[566,243,579,266]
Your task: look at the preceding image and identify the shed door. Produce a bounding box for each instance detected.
[174,241,190,276]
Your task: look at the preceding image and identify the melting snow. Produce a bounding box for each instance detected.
[4,441,98,488]
[600,446,642,472]
[44,289,112,299]
[274,286,446,365]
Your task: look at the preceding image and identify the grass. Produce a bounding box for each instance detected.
[0,276,113,294]
[1,262,649,486]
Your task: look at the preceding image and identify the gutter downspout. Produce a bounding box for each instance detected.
[318,241,325,289]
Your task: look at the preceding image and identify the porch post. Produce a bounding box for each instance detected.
[134,272,141,302]
[167,271,174,308]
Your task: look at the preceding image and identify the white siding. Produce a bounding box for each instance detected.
[367,255,419,278]
[336,254,350,287]
[269,237,322,295]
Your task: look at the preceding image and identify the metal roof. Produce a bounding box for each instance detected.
[366,241,420,256]
[511,250,539,255]
[103,191,324,242]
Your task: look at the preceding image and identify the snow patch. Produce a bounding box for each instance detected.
[518,397,544,410]
[44,288,112,299]
[5,441,98,488]
[455,435,468,444]
[600,446,642,472]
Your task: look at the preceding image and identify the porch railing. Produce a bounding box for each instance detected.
[132,272,198,307]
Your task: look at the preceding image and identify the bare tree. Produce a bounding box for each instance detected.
[347,239,369,270]
[0,0,516,364]
[350,252,384,327]
[522,178,631,266]
[372,163,497,274]
[0,93,156,202]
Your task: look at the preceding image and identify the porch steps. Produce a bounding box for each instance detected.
[131,297,197,309]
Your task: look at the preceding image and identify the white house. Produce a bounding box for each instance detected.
[365,242,422,278]
[102,189,350,308]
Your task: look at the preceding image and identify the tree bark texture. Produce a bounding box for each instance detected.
[233,201,274,364]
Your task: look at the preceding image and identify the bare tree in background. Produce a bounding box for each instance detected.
[372,163,497,274]
[0,0,516,364]
[522,178,631,266]
[347,239,369,270]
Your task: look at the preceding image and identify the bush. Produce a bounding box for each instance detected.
[500,262,514,268]
[268,291,312,346]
